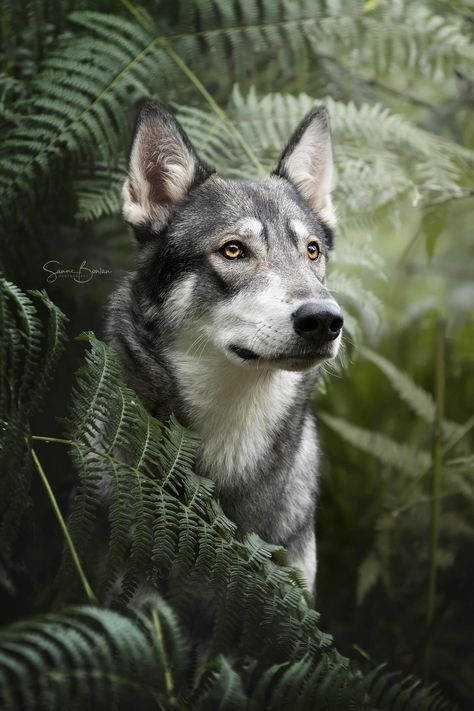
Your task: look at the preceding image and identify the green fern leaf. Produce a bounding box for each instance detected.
[319,412,430,475]
[360,347,464,441]
[194,655,247,711]
[0,603,187,710]
[74,159,126,221]
[0,14,156,228]
[0,279,67,560]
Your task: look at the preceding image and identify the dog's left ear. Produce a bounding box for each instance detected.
[122,101,212,233]
[274,106,335,228]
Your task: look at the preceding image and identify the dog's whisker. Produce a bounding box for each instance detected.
[233,314,261,327]
[185,330,208,356]
[196,335,211,363]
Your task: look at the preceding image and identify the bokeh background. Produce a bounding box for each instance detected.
[1,1,473,707]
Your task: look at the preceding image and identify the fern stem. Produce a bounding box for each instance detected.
[31,448,96,605]
[32,435,75,446]
[118,0,265,175]
[161,43,265,175]
[424,317,445,680]
[151,607,176,704]
[118,0,148,30]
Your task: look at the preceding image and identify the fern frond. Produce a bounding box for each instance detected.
[0,602,451,711]
[319,412,430,476]
[72,82,474,232]
[367,665,451,711]
[0,13,156,228]
[230,87,474,210]
[74,159,126,221]
[255,653,366,710]
[261,652,452,709]
[0,603,187,710]
[360,347,463,440]
[27,289,68,416]
[0,0,68,76]
[174,85,474,230]
[170,1,360,86]
[176,1,473,91]
[5,3,471,229]
[356,3,474,83]
[0,4,360,227]
[193,655,247,711]
[0,279,67,559]
[329,271,383,331]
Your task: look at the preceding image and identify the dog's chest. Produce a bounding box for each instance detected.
[169,351,302,486]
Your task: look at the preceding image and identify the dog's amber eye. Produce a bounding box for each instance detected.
[221,242,244,260]
[307,240,320,261]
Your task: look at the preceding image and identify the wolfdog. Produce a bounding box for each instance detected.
[107,101,343,594]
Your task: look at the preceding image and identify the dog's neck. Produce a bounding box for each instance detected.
[166,341,305,487]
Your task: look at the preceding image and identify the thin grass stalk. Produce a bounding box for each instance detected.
[31,447,96,604]
[151,607,176,705]
[424,316,445,680]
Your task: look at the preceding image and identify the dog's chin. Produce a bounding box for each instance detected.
[226,343,338,371]
[270,356,324,373]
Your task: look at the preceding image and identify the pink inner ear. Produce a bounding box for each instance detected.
[146,159,172,207]
[140,132,172,206]
[122,101,212,228]
[279,114,335,227]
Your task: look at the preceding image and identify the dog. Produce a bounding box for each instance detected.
[107,100,343,594]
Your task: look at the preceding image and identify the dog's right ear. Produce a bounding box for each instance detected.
[274,106,336,229]
[122,101,212,235]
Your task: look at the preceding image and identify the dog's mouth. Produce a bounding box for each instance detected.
[229,345,260,360]
[229,344,332,364]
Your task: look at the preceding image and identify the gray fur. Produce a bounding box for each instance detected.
[107,101,343,593]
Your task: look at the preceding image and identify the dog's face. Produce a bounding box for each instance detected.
[122,102,343,372]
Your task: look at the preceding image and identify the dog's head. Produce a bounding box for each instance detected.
[122,101,343,372]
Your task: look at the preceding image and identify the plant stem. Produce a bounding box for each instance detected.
[31,448,96,605]
[151,607,176,704]
[32,435,75,446]
[161,41,265,175]
[424,317,445,680]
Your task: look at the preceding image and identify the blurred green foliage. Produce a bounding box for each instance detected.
[0,0,473,707]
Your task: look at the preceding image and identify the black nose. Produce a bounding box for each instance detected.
[292,301,343,343]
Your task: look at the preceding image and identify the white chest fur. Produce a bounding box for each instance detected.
[169,345,302,486]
